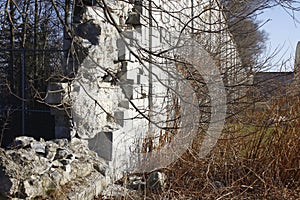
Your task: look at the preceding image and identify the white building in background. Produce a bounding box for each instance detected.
[47,0,245,178]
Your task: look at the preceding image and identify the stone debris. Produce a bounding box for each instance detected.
[0,136,109,200]
[146,171,167,191]
[128,175,146,190]
[101,184,141,200]
[100,171,168,199]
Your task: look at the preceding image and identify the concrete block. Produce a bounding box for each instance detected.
[138,68,143,75]
[88,132,112,161]
[114,111,124,127]
[118,100,130,109]
[137,74,140,84]
[117,38,126,61]
[121,84,133,100]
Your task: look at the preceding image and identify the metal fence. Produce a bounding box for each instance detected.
[0,48,65,145]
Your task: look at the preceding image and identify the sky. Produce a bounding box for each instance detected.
[257,5,300,72]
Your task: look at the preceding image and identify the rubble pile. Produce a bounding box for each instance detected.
[0,136,109,200]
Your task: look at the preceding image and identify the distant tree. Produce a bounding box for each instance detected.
[221,0,268,72]
[0,0,66,100]
[222,0,300,71]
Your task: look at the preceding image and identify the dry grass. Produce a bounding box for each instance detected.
[142,95,300,199]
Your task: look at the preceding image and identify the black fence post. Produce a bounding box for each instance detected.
[21,48,25,135]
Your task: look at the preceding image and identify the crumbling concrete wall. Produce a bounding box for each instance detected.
[64,1,177,175]
[47,0,244,178]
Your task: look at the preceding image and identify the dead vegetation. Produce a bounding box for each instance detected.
[145,93,300,199]
[110,91,300,199]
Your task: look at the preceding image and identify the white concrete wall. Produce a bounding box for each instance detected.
[52,0,246,178]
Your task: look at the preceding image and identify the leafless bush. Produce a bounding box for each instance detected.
[142,85,300,199]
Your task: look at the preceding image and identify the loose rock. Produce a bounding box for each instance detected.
[0,136,109,200]
[146,171,167,191]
